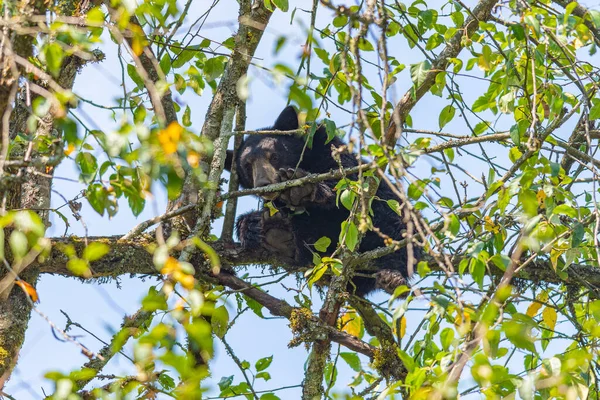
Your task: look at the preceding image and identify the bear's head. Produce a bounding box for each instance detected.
[225,106,307,198]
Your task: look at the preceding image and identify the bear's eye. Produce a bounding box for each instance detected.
[270,153,279,163]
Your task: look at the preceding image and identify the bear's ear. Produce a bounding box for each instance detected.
[273,106,299,131]
[224,149,234,171]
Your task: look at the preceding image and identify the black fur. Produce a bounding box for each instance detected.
[226,106,416,296]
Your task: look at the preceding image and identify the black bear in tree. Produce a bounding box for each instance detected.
[225,106,418,296]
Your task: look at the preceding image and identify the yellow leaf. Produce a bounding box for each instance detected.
[550,249,563,271]
[129,26,148,56]
[536,189,547,205]
[527,291,549,317]
[339,311,363,338]
[179,273,195,290]
[399,316,406,339]
[477,55,491,71]
[15,280,39,302]
[454,310,472,335]
[161,256,180,275]
[265,201,279,216]
[158,122,183,155]
[187,151,200,168]
[484,216,500,234]
[64,144,75,156]
[542,307,557,331]
[573,38,584,49]
[526,301,542,317]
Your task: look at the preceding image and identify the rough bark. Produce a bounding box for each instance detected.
[163,0,273,240]
[0,4,91,386]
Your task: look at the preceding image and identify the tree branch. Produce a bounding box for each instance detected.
[385,0,500,144]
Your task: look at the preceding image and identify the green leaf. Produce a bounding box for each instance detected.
[408,181,425,200]
[589,10,600,30]
[67,258,90,277]
[439,105,456,129]
[510,124,521,146]
[357,37,374,51]
[142,287,168,311]
[259,394,280,400]
[289,84,313,112]
[83,242,110,262]
[218,376,234,391]
[76,152,98,183]
[174,73,186,94]
[469,258,485,289]
[447,214,460,237]
[133,105,146,124]
[158,373,175,390]
[86,7,105,25]
[503,315,537,353]
[44,42,64,77]
[87,184,108,216]
[451,11,464,27]
[255,356,273,372]
[126,190,145,217]
[274,36,287,55]
[553,204,577,218]
[473,121,490,135]
[403,24,419,48]
[564,1,578,21]
[340,221,359,252]
[340,352,361,372]
[307,263,328,288]
[524,14,541,36]
[444,147,455,162]
[519,189,538,217]
[272,0,289,11]
[181,106,191,127]
[211,305,229,338]
[165,169,184,200]
[159,53,171,75]
[314,236,331,252]
[9,231,28,259]
[332,15,347,28]
[387,199,402,216]
[324,119,337,143]
[425,34,444,50]
[256,371,271,381]
[410,60,431,86]
[510,24,525,40]
[590,101,600,120]
[13,210,44,236]
[340,189,356,210]
[203,57,225,81]
[490,254,511,271]
[172,49,195,69]
[244,296,264,318]
[127,64,144,89]
[440,327,455,350]
[397,349,415,372]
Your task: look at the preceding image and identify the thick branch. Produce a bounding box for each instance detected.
[0,23,91,389]
[38,236,600,294]
[163,0,273,239]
